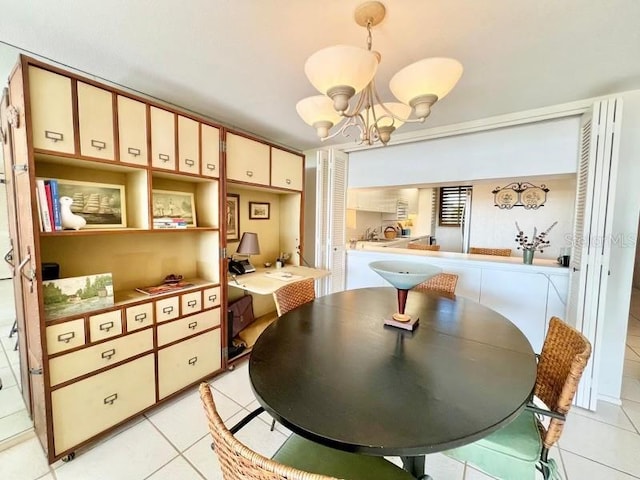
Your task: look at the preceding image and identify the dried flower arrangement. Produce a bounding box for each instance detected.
[514,221,558,253]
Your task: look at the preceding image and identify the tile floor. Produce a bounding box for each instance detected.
[0,281,639,480]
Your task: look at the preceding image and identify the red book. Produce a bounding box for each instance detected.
[44,182,55,230]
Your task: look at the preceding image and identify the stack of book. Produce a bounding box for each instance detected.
[35,178,62,232]
[153,217,188,229]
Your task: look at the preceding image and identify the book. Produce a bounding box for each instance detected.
[35,179,52,232]
[135,280,195,296]
[44,182,55,231]
[47,179,62,231]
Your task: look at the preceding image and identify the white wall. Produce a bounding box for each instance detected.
[348,117,581,188]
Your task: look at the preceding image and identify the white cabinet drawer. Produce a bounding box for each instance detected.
[89,310,123,342]
[157,309,220,346]
[178,115,200,174]
[201,124,220,178]
[125,302,154,332]
[181,291,202,315]
[155,296,180,323]
[203,286,221,309]
[28,66,75,154]
[49,329,153,386]
[117,95,148,166]
[77,81,115,160]
[51,354,155,455]
[46,319,85,355]
[158,329,221,399]
[150,106,176,170]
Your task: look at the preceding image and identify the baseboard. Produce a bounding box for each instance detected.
[0,427,36,453]
[598,393,622,406]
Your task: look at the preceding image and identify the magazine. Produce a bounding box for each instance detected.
[135,281,195,296]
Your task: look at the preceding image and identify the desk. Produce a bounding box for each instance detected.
[249,287,537,478]
[227,265,330,295]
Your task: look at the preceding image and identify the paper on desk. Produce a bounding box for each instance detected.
[264,271,304,282]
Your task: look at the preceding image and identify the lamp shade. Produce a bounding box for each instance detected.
[389,57,463,105]
[305,45,378,95]
[236,232,260,255]
[366,102,412,129]
[296,96,343,127]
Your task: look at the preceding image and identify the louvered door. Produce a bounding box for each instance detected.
[567,98,622,409]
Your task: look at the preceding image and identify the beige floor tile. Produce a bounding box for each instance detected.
[228,408,288,458]
[0,364,17,388]
[627,318,640,336]
[208,361,256,407]
[625,346,640,362]
[0,409,33,441]
[35,473,55,480]
[562,450,639,479]
[628,335,640,348]
[0,437,51,480]
[0,385,27,417]
[622,399,640,433]
[146,456,205,480]
[622,377,640,402]
[571,400,635,431]
[464,466,498,479]
[54,419,177,480]
[424,452,464,479]
[560,411,640,476]
[624,359,640,378]
[183,435,224,480]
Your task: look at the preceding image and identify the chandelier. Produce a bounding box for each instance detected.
[296,1,463,146]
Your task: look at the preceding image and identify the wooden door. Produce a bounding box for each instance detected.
[117,96,148,166]
[77,82,115,160]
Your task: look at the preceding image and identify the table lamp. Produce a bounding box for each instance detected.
[235,232,260,273]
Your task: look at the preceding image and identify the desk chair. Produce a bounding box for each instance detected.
[199,383,415,480]
[447,317,591,480]
[272,277,316,317]
[469,247,512,256]
[407,243,440,251]
[413,273,458,298]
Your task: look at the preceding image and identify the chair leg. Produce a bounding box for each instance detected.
[540,446,550,480]
[270,418,276,431]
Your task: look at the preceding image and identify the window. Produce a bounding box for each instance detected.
[439,186,472,226]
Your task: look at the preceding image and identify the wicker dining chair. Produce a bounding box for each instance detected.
[407,243,441,251]
[447,316,592,480]
[273,277,316,317]
[413,273,458,298]
[469,247,512,256]
[199,383,415,480]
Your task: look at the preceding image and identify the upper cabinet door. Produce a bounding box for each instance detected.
[226,133,269,186]
[78,82,115,160]
[201,124,220,179]
[28,66,75,154]
[271,148,303,191]
[117,96,148,166]
[150,107,176,170]
[177,115,200,175]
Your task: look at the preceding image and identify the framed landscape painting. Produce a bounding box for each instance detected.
[57,179,126,228]
[43,273,114,320]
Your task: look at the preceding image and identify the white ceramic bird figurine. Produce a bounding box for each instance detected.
[59,196,87,230]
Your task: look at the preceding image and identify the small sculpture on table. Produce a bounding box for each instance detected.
[369,261,441,330]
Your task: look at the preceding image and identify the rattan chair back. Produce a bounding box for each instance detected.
[407,243,441,251]
[199,383,340,480]
[535,317,591,449]
[469,247,512,257]
[273,278,316,317]
[413,273,458,298]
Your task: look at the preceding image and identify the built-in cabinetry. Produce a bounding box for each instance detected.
[0,56,232,463]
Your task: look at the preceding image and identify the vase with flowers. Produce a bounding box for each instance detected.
[514,221,558,264]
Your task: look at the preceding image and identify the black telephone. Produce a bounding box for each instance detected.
[228,259,246,275]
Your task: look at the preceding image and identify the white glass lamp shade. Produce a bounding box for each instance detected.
[305,45,378,96]
[369,261,441,290]
[390,57,463,106]
[296,96,344,138]
[366,102,412,129]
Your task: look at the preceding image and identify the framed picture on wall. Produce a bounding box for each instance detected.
[226,193,240,241]
[152,189,197,227]
[56,179,127,228]
[249,201,270,220]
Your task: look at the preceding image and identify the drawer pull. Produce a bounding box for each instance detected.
[158,153,170,162]
[188,321,198,330]
[184,158,195,167]
[57,331,75,343]
[162,305,174,315]
[208,293,217,302]
[188,356,198,366]
[286,178,292,185]
[99,321,114,332]
[45,130,64,142]
[246,170,253,177]
[101,348,116,360]
[103,393,118,405]
[206,163,216,171]
[187,299,197,308]
[91,139,106,150]
[127,147,141,157]
[134,312,147,322]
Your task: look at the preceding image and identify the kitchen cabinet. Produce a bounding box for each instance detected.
[117,95,148,166]
[150,106,176,170]
[226,132,270,186]
[77,82,115,160]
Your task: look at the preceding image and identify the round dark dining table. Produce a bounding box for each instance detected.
[249,287,537,478]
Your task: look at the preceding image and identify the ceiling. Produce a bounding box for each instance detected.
[1,0,639,152]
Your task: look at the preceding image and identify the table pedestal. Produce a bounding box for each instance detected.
[401,455,431,479]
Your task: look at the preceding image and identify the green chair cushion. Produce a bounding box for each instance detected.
[446,410,542,480]
[272,433,415,480]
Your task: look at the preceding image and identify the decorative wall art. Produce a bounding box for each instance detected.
[492,182,549,209]
[249,201,270,220]
[57,179,127,228]
[43,273,114,320]
[226,193,240,241]
[152,190,197,227]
